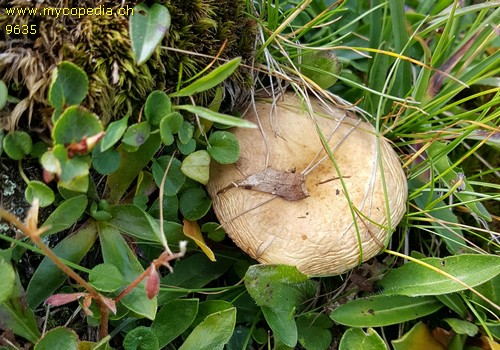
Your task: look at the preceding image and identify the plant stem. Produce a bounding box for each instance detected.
[17,160,30,184]
[0,208,112,337]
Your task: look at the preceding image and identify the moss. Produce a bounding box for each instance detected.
[0,0,256,129]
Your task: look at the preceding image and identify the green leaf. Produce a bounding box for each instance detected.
[207,131,239,164]
[0,80,8,110]
[179,308,236,350]
[378,254,500,296]
[152,155,186,196]
[151,299,199,348]
[245,265,317,311]
[179,187,212,221]
[262,306,297,347]
[90,201,113,221]
[100,115,129,152]
[296,313,333,350]
[40,149,61,176]
[52,145,90,193]
[163,112,183,133]
[40,195,87,236]
[52,106,102,145]
[89,263,123,292]
[177,138,196,155]
[122,122,151,147]
[202,222,226,243]
[48,61,88,111]
[148,195,179,222]
[174,105,257,129]
[297,51,342,90]
[339,328,387,350]
[444,318,478,336]
[106,132,161,203]
[252,327,267,345]
[108,204,163,243]
[25,181,55,208]
[171,57,242,97]
[159,112,184,146]
[2,131,32,160]
[99,223,157,320]
[27,223,98,308]
[145,90,171,126]
[0,271,41,343]
[191,301,233,330]
[34,327,78,350]
[245,265,317,348]
[181,150,211,185]
[178,120,194,144]
[0,256,15,304]
[123,326,159,350]
[129,3,171,65]
[159,124,174,145]
[330,295,443,327]
[92,146,120,175]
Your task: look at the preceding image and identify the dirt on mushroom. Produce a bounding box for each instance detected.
[207,92,408,276]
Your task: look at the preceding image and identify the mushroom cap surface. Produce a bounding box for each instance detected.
[207,92,407,276]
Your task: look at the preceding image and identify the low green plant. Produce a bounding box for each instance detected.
[1,3,257,347]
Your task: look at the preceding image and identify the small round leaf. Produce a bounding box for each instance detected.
[297,51,342,90]
[34,327,78,350]
[159,123,174,146]
[123,326,159,350]
[145,90,171,126]
[207,131,239,164]
[3,131,33,160]
[181,150,211,185]
[179,187,212,221]
[52,106,103,145]
[89,263,123,292]
[48,61,89,110]
[178,120,194,144]
[25,181,55,207]
[202,222,226,242]
[163,112,184,134]
[52,145,90,193]
[159,111,184,146]
[177,138,196,155]
[41,149,62,175]
[122,122,151,147]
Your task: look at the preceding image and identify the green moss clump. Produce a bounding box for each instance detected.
[0,0,256,129]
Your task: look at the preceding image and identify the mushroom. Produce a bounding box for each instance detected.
[207,92,407,276]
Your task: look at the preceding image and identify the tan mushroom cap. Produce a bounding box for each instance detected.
[207,92,407,276]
